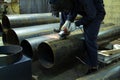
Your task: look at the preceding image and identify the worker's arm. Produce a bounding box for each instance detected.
[60,11,77,31]
[75,0,97,26]
[67,11,77,22]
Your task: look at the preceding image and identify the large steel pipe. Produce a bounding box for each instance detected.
[97,26,120,47]
[38,34,85,68]
[77,61,120,80]
[21,34,59,60]
[3,23,59,45]
[2,13,59,29]
[37,26,120,68]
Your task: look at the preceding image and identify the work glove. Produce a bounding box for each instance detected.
[58,20,71,39]
[61,20,71,31]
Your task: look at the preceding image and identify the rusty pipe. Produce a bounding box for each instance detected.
[37,26,120,68]
[3,23,59,45]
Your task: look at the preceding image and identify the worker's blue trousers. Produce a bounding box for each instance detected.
[60,12,104,67]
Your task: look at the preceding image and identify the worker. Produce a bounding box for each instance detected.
[49,0,106,74]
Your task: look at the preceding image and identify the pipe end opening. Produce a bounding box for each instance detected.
[21,40,33,58]
[2,15,10,28]
[38,42,54,68]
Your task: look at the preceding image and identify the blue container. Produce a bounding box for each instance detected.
[0,55,32,80]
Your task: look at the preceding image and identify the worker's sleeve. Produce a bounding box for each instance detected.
[75,0,97,26]
[67,10,77,22]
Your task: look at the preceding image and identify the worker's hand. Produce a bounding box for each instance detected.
[59,20,71,39]
[61,20,71,31]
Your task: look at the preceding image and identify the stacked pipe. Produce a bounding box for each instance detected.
[1,13,60,45]
[1,13,120,69]
[4,23,120,61]
[21,34,59,59]
[3,22,115,45]
[2,13,59,30]
[1,13,81,45]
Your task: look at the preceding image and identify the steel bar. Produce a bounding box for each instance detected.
[3,23,59,45]
[77,61,120,80]
[37,26,120,68]
[21,34,59,60]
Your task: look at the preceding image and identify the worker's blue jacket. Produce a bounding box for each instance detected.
[49,0,106,26]
[50,0,106,67]
[67,0,106,26]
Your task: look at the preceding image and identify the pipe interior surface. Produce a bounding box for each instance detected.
[21,40,33,58]
[38,42,54,68]
[2,15,10,28]
[6,29,19,45]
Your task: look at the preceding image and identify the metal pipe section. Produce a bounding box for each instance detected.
[2,13,59,29]
[98,26,120,47]
[77,61,120,80]
[2,13,81,29]
[38,34,85,68]
[37,26,120,68]
[4,23,59,45]
[21,34,59,60]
